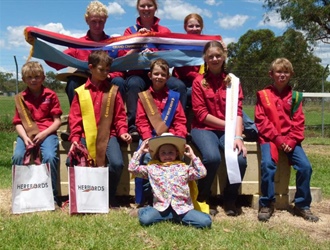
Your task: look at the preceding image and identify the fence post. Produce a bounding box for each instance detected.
[322,64,329,138]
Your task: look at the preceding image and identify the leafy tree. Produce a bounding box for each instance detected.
[227,28,325,98]
[263,0,330,43]
[0,72,14,92]
[44,71,65,91]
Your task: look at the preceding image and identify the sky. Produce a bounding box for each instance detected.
[1,0,329,79]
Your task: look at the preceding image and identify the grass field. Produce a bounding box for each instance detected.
[1,94,330,249]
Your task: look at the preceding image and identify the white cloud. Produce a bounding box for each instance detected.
[259,11,288,30]
[313,42,330,68]
[120,0,136,7]
[159,0,212,21]
[215,15,249,29]
[107,2,125,15]
[204,0,222,6]
[0,39,5,48]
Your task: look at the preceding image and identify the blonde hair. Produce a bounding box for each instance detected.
[269,58,294,75]
[184,13,204,31]
[21,61,44,78]
[136,0,158,10]
[85,1,108,21]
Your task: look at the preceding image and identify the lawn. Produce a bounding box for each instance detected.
[0,95,330,249]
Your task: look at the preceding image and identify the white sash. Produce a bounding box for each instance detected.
[224,73,242,184]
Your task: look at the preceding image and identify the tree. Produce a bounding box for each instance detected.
[44,71,65,92]
[227,28,325,98]
[263,0,330,44]
[0,72,14,92]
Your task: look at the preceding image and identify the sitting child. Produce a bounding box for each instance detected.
[128,133,212,229]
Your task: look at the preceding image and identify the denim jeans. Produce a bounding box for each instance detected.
[259,143,312,209]
[67,137,124,199]
[12,135,59,202]
[138,205,212,228]
[191,129,247,203]
[125,73,186,132]
[66,76,126,105]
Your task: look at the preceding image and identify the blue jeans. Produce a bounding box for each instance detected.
[125,73,186,132]
[138,205,212,228]
[66,76,126,105]
[67,137,124,199]
[259,143,312,209]
[191,129,247,202]
[12,135,59,202]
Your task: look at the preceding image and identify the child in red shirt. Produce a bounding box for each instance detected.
[255,57,319,222]
[134,58,187,206]
[68,50,132,208]
[12,61,63,206]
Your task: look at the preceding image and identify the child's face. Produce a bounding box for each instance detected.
[158,144,179,162]
[269,66,291,89]
[22,74,45,93]
[204,47,226,73]
[148,65,169,92]
[185,18,202,35]
[89,62,110,82]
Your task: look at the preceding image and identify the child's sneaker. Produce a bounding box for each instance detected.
[258,204,274,222]
[293,206,319,222]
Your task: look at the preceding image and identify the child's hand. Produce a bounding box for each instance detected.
[184,144,196,159]
[69,141,79,153]
[234,139,247,157]
[281,143,292,153]
[138,139,150,154]
[120,133,132,144]
[23,137,34,147]
[33,131,47,145]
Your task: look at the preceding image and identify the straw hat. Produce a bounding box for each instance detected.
[56,69,89,82]
[148,133,186,160]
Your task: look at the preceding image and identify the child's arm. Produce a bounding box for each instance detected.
[285,102,305,150]
[184,144,207,180]
[128,139,149,178]
[234,115,247,157]
[33,115,61,145]
[15,124,33,146]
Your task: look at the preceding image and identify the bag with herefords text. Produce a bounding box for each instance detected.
[12,145,54,214]
[68,143,109,214]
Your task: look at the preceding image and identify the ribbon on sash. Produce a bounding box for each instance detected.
[258,89,281,163]
[14,93,40,139]
[76,84,118,165]
[138,90,180,136]
[224,73,242,184]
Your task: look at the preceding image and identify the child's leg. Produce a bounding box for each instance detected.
[190,129,221,202]
[12,136,26,165]
[106,136,124,206]
[259,143,277,207]
[180,209,212,228]
[287,144,312,209]
[40,134,59,201]
[138,206,173,226]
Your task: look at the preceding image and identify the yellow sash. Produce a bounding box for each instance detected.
[75,85,98,160]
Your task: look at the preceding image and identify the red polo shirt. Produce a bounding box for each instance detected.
[13,86,63,133]
[255,85,304,149]
[191,73,244,131]
[47,31,124,79]
[136,86,187,140]
[68,78,128,143]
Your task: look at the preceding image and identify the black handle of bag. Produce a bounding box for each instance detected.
[23,144,41,165]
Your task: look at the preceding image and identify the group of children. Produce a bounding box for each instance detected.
[12,44,319,229]
[12,0,318,230]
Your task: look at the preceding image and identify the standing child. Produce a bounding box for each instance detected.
[68,50,132,208]
[255,58,319,222]
[191,40,247,216]
[128,134,212,228]
[12,61,63,207]
[134,58,187,206]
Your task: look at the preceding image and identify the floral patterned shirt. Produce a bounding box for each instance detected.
[128,153,207,215]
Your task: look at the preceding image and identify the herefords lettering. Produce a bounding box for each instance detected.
[78,185,105,191]
[17,183,49,190]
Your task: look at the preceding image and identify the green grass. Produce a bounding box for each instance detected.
[1,98,330,249]
[0,210,329,249]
